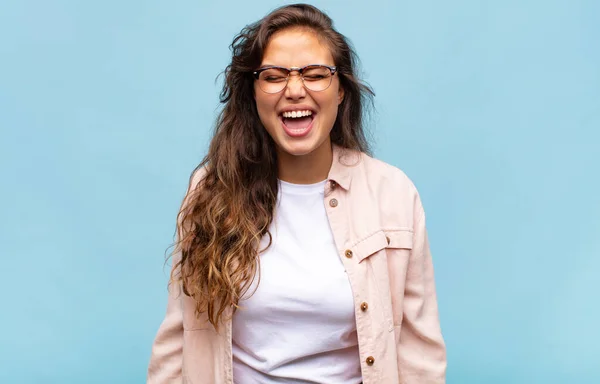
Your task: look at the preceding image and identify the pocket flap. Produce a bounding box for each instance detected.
[384,229,413,250]
[355,231,389,263]
[354,229,414,263]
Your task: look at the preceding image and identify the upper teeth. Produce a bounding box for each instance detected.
[282,110,313,118]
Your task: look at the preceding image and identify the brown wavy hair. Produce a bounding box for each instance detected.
[172,3,375,330]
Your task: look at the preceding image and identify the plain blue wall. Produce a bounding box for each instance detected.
[1,0,598,383]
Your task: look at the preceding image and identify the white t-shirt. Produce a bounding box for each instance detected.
[232,179,362,384]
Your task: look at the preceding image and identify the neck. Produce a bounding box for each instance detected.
[276,140,333,184]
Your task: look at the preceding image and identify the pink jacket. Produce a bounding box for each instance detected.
[147,145,447,383]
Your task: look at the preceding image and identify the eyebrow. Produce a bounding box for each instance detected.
[258,63,334,68]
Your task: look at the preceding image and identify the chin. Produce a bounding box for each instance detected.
[278,140,317,157]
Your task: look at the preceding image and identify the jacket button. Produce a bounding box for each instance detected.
[360,302,368,311]
[330,180,337,189]
[345,250,353,258]
[329,198,338,207]
[366,356,375,366]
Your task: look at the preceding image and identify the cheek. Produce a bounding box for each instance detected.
[255,92,276,114]
[254,96,269,120]
[321,82,343,113]
[254,96,279,134]
[318,92,341,121]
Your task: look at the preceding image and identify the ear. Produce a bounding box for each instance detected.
[338,86,344,105]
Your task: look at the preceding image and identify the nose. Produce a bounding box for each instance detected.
[284,73,306,100]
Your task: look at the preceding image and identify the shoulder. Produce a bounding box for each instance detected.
[340,151,426,231]
[354,151,427,222]
[358,152,419,196]
[177,165,209,215]
[189,165,208,190]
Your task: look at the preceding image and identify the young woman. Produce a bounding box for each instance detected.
[148,4,446,384]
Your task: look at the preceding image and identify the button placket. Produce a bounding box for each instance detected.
[325,188,378,377]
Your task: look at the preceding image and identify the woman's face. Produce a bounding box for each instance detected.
[254,28,344,158]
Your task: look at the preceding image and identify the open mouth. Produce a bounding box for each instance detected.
[279,110,316,137]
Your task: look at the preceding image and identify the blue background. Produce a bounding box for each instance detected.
[1,0,598,383]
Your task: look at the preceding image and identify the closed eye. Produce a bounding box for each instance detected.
[265,76,287,82]
[304,75,327,80]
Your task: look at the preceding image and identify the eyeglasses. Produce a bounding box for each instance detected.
[253,64,337,94]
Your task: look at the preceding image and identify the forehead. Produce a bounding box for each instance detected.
[261,28,334,67]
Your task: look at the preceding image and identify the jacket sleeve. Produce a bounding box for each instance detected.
[147,253,184,384]
[397,201,447,383]
[147,168,205,383]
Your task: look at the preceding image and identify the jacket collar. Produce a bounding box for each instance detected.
[327,144,361,191]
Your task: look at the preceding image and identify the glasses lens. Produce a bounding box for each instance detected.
[302,66,332,92]
[258,68,289,93]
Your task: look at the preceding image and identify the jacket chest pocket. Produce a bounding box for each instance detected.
[355,229,413,263]
[353,229,413,330]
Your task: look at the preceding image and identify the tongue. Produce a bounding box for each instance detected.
[283,116,312,130]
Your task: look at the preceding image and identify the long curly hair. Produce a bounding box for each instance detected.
[172,3,375,330]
